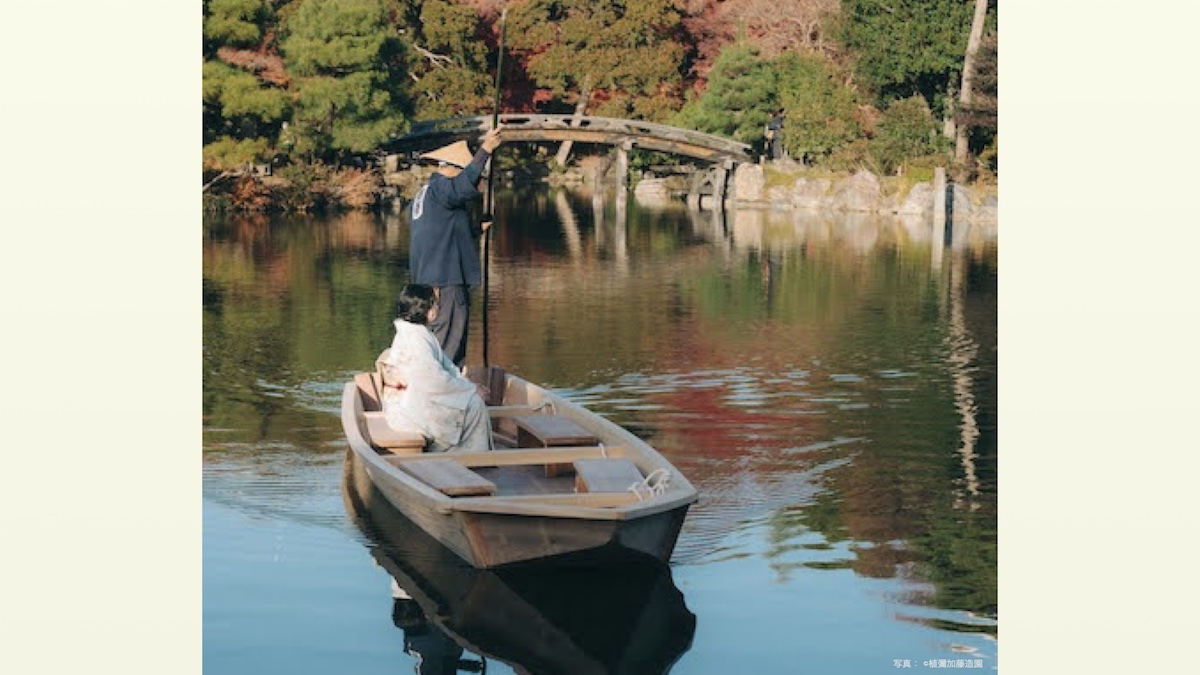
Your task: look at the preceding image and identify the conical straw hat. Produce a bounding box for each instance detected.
[419,140,473,168]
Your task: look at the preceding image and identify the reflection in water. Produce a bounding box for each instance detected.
[948,253,981,510]
[343,450,697,675]
[204,189,997,667]
[392,582,485,675]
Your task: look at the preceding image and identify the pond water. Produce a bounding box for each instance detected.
[203,188,997,674]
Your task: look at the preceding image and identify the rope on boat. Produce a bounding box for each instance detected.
[628,468,671,501]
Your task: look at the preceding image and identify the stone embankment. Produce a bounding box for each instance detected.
[382,157,997,235]
[635,161,997,230]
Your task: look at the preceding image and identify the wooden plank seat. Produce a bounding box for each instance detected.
[513,415,598,447]
[356,372,425,454]
[573,458,645,493]
[512,415,600,477]
[363,412,425,455]
[396,458,498,497]
[387,446,627,469]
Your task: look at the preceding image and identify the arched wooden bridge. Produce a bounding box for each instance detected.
[384,113,753,165]
[382,114,751,207]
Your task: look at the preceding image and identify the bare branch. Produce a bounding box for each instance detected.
[412,43,454,68]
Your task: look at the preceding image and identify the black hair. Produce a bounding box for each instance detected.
[395,284,436,324]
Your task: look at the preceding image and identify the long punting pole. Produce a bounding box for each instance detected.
[483,7,506,368]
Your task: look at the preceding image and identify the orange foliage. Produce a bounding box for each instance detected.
[217,45,290,87]
[231,176,272,211]
[331,168,382,211]
[682,0,840,82]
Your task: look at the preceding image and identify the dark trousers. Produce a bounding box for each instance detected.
[430,284,470,368]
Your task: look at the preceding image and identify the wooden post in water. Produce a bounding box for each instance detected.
[712,161,730,211]
[616,141,630,206]
[932,167,947,267]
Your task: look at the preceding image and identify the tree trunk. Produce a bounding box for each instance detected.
[555,80,592,168]
[955,0,990,164]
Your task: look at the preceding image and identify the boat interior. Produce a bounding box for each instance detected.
[350,366,671,509]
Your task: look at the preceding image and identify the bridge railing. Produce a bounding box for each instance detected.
[389,114,753,164]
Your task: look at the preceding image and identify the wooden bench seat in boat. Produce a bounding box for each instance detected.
[573,458,645,493]
[396,458,498,497]
[512,415,600,476]
[513,415,598,448]
[355,373,425,455]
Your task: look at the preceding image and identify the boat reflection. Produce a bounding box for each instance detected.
[343,450,697,675]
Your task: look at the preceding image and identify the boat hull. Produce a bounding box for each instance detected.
[362,457,690,567]
[341,369,697,569]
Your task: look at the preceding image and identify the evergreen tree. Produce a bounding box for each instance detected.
[406,0,494,120]
[507,0,687,122]
[773,51,862,164]
[835,0,975,116]
[282,0,410,159]
[203,0,290,170]
[869,95,946,174]
[204,0,271,52]
[673,44,776,145]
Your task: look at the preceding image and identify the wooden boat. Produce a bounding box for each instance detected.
[339,365,698,569]
[342,450,697,675]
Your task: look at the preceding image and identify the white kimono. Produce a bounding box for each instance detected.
[376,320,493,453]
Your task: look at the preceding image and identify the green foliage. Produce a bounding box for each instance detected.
[282,0,410,158]
[825,139,878,174]
[869,95,947,175]
[203,60,289,162]
[835,0,975,114]
[508,0,686,121]
[204,0,270,49]
[672,44,775,144]
[195,0,998,185]
[407,0,493,119]
[773,52,862,165]
[204,60,290,124]
[284,0,390,76]
[203,136,273,171]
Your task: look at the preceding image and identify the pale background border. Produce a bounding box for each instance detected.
[4,2,1197,673]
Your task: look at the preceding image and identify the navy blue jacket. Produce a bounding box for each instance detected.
[409,149,490,286]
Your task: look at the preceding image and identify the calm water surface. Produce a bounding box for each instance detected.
[203,188,997,674]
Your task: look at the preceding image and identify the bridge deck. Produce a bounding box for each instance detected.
[384,114,752,165]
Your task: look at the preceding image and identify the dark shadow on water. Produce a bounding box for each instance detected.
[342,450,697,675]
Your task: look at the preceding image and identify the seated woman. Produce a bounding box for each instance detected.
[376,284,494,453]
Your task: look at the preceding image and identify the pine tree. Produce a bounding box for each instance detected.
[282,0,411,159]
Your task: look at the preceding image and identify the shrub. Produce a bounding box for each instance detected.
[271,162,334,213]
[773,52,863,165]
[330,167,382,210]
[230,175,272,211]
[869,95,948,174]
[825,139,878,173]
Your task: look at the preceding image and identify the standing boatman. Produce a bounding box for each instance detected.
[408,126,505,368]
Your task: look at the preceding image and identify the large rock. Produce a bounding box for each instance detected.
[974,194,998,224]
[732,163,765,201]
[765,184,793,208]
[790,178,832,211]
[899,182,935,217]
[949,184,975,222]
[831,171,882,213]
